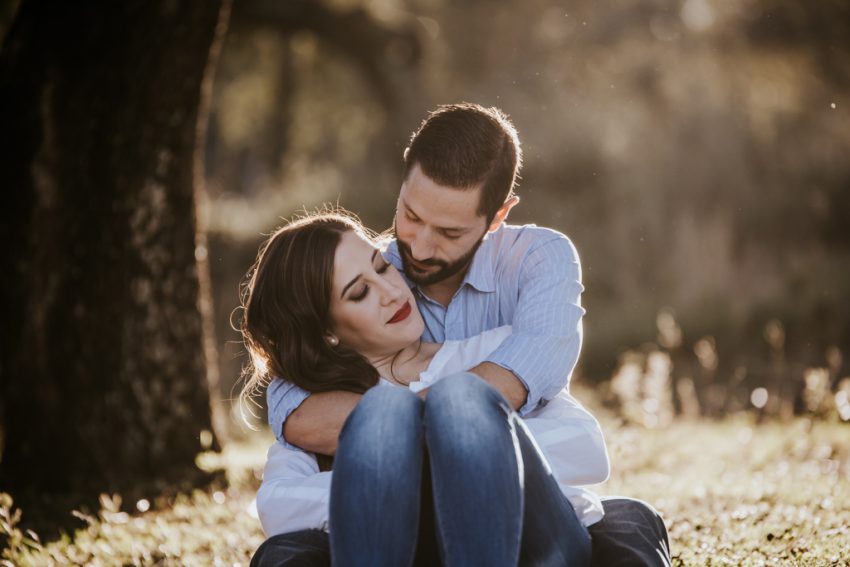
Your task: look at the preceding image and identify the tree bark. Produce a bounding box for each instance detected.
[0,0,231,505]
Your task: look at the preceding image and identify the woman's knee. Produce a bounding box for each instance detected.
[424,373,516,454]
[340,386,422,443]
[427,371,503,403]
[426,372,508,420]
[334,387,425,488]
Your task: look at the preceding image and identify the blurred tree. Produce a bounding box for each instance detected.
[205,0,421,199]
[748,0,850,87]
[0,0,20,41]
[0,0,231,511]
[236,0,420,110]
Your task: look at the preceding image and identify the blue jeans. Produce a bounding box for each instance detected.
[328,372,591,566]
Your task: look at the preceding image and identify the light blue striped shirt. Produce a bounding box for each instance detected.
[267,223,585,448]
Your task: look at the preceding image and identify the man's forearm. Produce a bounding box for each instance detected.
[468,361,528,411]
[282,390,362,455]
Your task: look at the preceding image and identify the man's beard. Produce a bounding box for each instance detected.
[394,225,484,286]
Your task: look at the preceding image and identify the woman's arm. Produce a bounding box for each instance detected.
[523,390,610,485]
[256,442,333,536]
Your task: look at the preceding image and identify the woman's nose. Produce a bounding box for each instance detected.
[379,280,404,306]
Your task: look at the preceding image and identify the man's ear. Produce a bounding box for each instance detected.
[487,195,520,233]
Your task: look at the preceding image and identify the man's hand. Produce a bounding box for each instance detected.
[282,391,362,455]
[468,361,528,411]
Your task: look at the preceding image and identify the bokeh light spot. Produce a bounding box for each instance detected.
[751,387,769,409]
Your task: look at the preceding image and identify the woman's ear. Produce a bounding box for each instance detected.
[488,195,520,233]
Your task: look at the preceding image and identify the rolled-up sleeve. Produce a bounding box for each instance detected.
[485,236,585,415]
[267,378,311,449]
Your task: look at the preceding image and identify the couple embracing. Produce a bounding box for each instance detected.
[241,103,671,566]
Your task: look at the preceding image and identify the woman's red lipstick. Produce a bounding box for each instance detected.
[387,301,412,324]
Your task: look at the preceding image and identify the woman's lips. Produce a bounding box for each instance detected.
[387,301,412,324]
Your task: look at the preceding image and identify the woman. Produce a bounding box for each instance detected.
[240,211,608,566]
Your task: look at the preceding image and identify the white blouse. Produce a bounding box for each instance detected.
[256,327,609,535]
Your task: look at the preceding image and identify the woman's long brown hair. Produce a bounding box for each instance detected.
[238,211,381,423]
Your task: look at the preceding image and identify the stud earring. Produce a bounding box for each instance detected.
[327,335,339,347]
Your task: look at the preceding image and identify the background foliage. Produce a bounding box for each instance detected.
[199,0,850,428]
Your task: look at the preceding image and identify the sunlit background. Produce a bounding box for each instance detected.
[187,0,850,431]
[3,0,844,429]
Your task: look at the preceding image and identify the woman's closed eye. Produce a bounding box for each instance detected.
[349,261,393,302]
[350,285,369,302]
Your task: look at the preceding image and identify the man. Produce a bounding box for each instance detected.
[253,103,671,566]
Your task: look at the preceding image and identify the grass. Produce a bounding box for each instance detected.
[598,416,850,566]
[3,410,849,566]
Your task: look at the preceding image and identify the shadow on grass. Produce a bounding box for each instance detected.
[2,465,226,548]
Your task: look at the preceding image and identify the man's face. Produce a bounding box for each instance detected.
[394,164,490,286]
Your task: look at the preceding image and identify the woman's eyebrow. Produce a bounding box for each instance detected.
[341,250,379,298]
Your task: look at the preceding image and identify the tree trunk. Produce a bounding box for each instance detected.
[0,0,231,506]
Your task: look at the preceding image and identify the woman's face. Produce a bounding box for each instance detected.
[328,230,424,361]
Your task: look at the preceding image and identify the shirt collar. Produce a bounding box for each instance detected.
[461,236,497,293]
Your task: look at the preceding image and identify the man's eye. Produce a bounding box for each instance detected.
[442,232,461,241]
[350,286,369,302]
[406,211,419,222]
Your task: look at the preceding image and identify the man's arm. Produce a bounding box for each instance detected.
[485,234,585,415]
[469,361,527,411]
[283,390,361,455]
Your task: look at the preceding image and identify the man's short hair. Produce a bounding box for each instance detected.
[403,103,522,222]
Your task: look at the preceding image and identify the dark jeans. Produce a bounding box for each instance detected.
[251,498,671,567]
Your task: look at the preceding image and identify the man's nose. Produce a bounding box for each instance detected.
[410,228,435,260]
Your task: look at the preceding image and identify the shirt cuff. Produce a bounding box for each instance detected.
[267,379,311,450]
[485,335,580,416]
